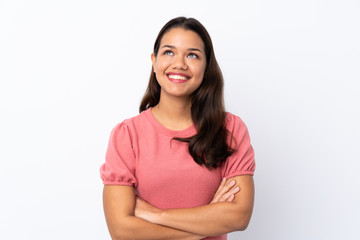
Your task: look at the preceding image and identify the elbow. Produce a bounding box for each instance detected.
[111,232,128,240]
[110,231,124,240]
[107,215,138,240]
[111,236,121,240]
[109,225,131,240]
[107,215,139,240]
[236,221,249,231]
[231,212,252,232]
[233,219,250,232]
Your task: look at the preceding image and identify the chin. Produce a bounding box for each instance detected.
[161,89,192,99]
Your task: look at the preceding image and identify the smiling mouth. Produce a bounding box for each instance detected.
[168,74,189,80]
[166,73,190,83]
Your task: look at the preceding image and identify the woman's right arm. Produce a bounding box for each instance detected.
[103,185,205,240]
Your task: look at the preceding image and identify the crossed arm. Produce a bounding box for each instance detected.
[103,175,254,240]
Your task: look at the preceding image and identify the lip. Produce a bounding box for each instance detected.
[166,72,191,83]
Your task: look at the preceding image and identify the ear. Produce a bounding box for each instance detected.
[151,53,156,73]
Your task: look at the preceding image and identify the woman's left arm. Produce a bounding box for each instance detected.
[135,175,254,237]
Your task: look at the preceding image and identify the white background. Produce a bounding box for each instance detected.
[1,0,359,239]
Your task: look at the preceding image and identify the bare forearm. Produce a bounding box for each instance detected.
[111,215,205,240]
[153,202,250,236]
[131,176,254,237]
[146,176,255,236]
[103,186,205,240]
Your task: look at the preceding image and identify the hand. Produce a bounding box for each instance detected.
[134,197,161,223]
[210,178,240,204]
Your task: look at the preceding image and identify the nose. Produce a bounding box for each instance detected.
[172,55,188,70]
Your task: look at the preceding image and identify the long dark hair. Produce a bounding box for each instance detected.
[139,17,235,169]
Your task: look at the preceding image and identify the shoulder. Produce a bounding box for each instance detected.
[224,112,247,130]
[113,109,149,130]
[224,112,252,145]
[110,109,150,138]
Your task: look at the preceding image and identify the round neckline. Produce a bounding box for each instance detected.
[144,107,197,138]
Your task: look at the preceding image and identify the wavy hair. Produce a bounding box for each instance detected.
[139,17,235,169]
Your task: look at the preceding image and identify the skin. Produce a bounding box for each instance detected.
[103,27,255,239]
[152,28,206,99]
[103,178,243,240]
[134,176,254,237]
[150,27,207,131]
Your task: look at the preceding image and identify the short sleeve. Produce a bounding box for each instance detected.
[221,114,256,179]
[99,122,138,187]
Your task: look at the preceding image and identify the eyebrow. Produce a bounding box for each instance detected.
[161,45,203,53]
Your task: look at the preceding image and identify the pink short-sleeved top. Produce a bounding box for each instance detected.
[100,108,255,240]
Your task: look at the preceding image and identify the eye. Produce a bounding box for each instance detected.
[187,53,198,59]
[164,50,174,56]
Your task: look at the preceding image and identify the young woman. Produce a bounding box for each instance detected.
[100,17,256,240]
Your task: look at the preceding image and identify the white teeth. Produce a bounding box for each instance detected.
[168,75,189,80]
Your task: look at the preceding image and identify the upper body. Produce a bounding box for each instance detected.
[100,107,255,210]
[100,17,256,240]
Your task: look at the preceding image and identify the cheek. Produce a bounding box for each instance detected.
[193,64,206,79]
[155,61,168,73]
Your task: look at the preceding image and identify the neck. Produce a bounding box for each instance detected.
[152,95,193,131]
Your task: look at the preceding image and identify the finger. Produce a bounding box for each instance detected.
[211,178,227,203]
[213,177,226,196]
[212,179,236,203]
[227,194,235,202]
[220,186,240,202]
[219,186,240,202]
[217,180,236,198]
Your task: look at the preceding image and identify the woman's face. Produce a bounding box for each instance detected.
[152,27,207,100]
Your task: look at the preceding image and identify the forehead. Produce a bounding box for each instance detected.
[159,27,205,50]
